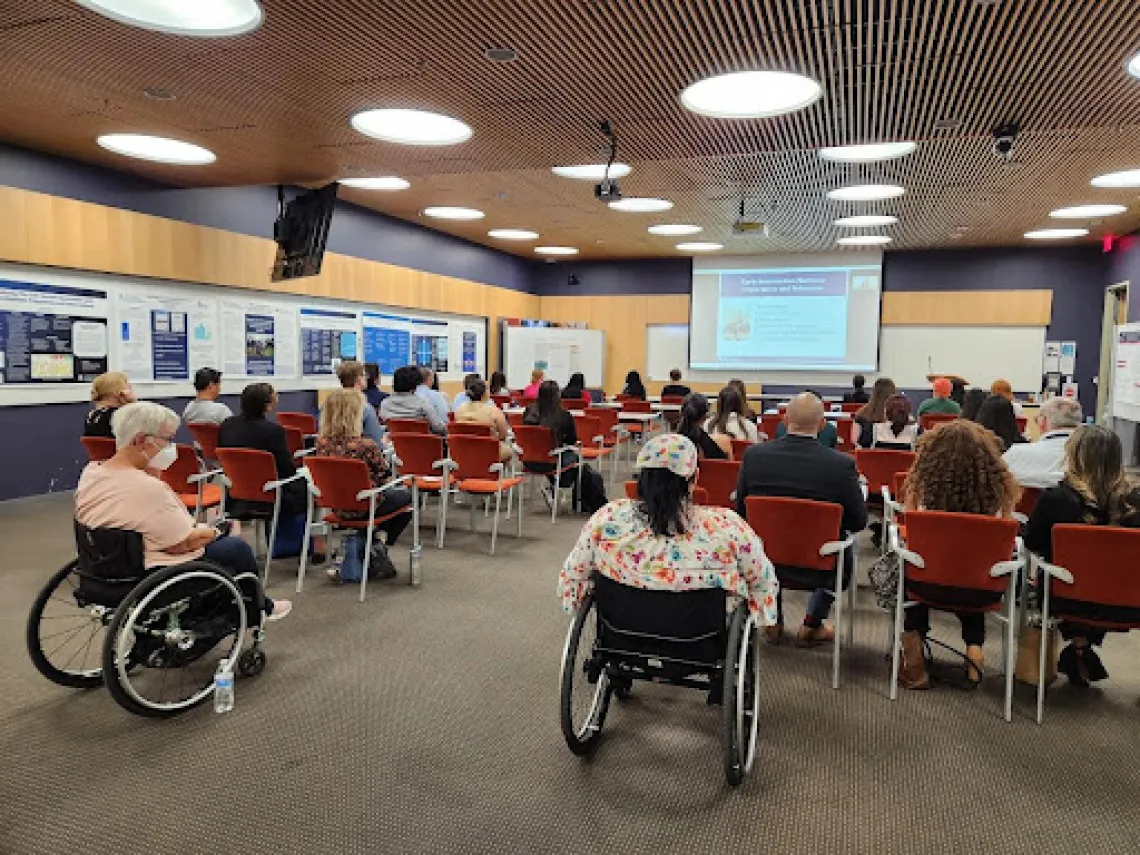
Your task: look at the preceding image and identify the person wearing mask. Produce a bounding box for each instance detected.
[898,420,1021,689]
[523,368,545,399]
[975,394,1027,451]
[736,393,867,645]
[456,378,513,462]
[960,388,988,422]
[843,374,869,404]
[561,434,779,632]
[363,363,388,410]
[1003,396,1083,489]
[523,380,608,513]
[866,393,920,450]
[335,360,385,446]
[314,389,413,581]
[561,372,587,401]
[85,372,137,438]
[917,377,962,417]
[621,370,647,401]
[379,366,446,435]
[850,377,896,447]
[676,393,730,459]
[183,368,233,425]
[76,402,292,619]
[415,368,450,423]
[450,373,481,411]
[1025,425,1140,686]
[705,384,760,444]
[489,371,509,398]
[775,390,838,448]
[661,369,691,399]
[990,378,1024,415]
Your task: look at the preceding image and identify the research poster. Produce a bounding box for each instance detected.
[115,290,218,382]
[221,298,297,379]
[1113,325,1140,410]
[412,319,450,373]
[0,279,109,384]
[462,331,477,373]
[299,307,360,376]
[362,312,412,376]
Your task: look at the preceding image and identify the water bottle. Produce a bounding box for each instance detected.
[214,658,235,714]
[410,544,423,588]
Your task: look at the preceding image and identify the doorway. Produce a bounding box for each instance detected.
[1096,281,1129,423]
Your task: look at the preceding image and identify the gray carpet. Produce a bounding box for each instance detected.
[3,475,1140,855]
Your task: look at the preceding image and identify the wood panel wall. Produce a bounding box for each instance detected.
[881,290,1053,325]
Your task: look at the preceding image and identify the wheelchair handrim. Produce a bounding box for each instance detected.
[560,596,608,739]
[736,614,760,775]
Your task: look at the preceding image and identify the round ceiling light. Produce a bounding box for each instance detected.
[827,184,906,202]
[680,70,823,118]
[75,0,263,36]
[819,142,916,163]
[423,206,484,220]
[838,235,892,246]
[96,133,215,164]
[489,229,539,240]
[551,163,633,180]
[1091,169,1140,188]
[1127,49,1140,79]
[676,242,724,252]
[1050,204,1127,219]
[351,108,472,146]
[534,246,579,256]
[339,176,409,190]
[1024,228,1089,240]
[648,224,703,236]
[608,197,673,213]
[834,214,899,227]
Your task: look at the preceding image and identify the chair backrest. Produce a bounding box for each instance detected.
[901,510,1018,594]
[592,572,726,647]
[283,426,305,457]
[1052,524,1140,611]
[697,458,741,508]
[159,444,202,495]
[390,432,445,477]
[80,436,116,462]
[1015,486,1042,518]
[730,438,752,460]
[840,402,862,413]
[305,455,371,513]
[448,421,493,437]
[587,406,619,435]
[216,448,279,503]
[1016,416,1028,434]
[277,411,317,434]
[622,480,707,505]
[891,470,908,503]
[661,396,685,405]
[615,393,633,402]
[623,400,652,413]
[573,414,602,444]
[491,394,511,407]
[919,412,959,432]
[759,414,783,440]
[513,424,555,464]
[448,435,502,482]
[854,449,916,494]
[73,521,146,604]
[744,496,842,571]
[187,422,221,459]
[386,417,430,435]
[506,410,527,427]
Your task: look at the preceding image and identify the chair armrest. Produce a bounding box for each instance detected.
[1028,551,1074,585]
[549,444,577,457]
[989,559,1022,579]
[432,458,454,471]
[187,468,222,485]
[263,470,309,492]
[294,448,317,459]
[355,474,413,501]
[488,462,505,475]
[889,525,924,568]
[819,534,857,557]
[1012,511,1029,525]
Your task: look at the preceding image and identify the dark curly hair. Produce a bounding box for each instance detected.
[904,419,1020,516]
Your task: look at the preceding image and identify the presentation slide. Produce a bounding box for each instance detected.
[689,253,883,372]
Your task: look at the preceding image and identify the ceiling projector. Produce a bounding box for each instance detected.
[733,218,769,237]
[594,178,623,202]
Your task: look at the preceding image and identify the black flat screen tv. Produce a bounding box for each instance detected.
[271,183,337,282]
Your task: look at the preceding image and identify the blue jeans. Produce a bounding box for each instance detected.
[204,536,273,615]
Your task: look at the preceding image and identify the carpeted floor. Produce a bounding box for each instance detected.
[2,474,1140,855]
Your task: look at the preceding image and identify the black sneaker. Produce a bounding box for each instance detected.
[368,541,398,580]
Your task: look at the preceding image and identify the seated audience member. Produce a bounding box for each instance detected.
[562,372,587,401]
[380,366,446,434]
[622,370,647,400]
[843,374,870,404]
[489,371,509,398]
[775,390,838,448]
[184,367,233,425]
[1003,396,1082,488]
[560,434,779,627]
[917,377,962,417]
[851,377,896,446]
[864,393,919,449]
[898,420,1020,689]
[336,360,385,445]
[315,389,413,581]
[85,372,136,438]
[706,384,760,444]
[735,393,867,645]
[661,369,692,399]
[1025,425,1140,686]
[416,368,450,423]
[524,380,608,513]
[364,363,388,410]
[728,378,758,421]
[950,378,967,407]
[450,373,481,411]
[76,401,290,620]
[960,388,988,421]
[523,368,545,399]
[677,393,730,459]
[975,394,1027,451]
[456,378,513,462]
[990,378,1023,415]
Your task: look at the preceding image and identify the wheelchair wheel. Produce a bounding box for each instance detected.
[26,560,110,689]
[560,593,611,756]
[722,604,761,787]
[101,563,248,717]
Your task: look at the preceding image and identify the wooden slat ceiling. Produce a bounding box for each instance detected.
[2,0,1140,259]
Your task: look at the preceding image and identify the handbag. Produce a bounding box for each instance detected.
[867,550,902,611]
[1015,622,1059,686]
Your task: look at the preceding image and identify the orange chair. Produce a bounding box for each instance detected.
[448,421,493,437]
[840,402,862,414]
[187,422,221,461]
[491,394,511,408]
[889,511,1021,720]
[587,406,630,464]
[855,449,916,550]
[386,417,431,435]
[745,496,856,688]
[623,479,708,505]
[513,424,580,523]
[215,447,310,583]
[301,456,413,601]
[283,426,315,461]
[1030,525,1140,723]
[620,399,656,443]
[159,443,223,521]
[277,411,317,436]
[730,438,753,460]
[445,435,524,554]
[1015,416,1028,435]
[697,458,740,509]
[660,396,685,405]
[80,436,116,462]
[573,414,617,485]
[882,470,910,540]
[506,410,526,427]
[390,432,451,549]
[919,412,958,432]
[759,414,782,442]
[1013,486,1042,524]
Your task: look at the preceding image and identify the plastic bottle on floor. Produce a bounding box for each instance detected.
[214,659,235,713]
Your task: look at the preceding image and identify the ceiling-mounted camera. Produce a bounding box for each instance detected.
[992,122,1020,161]
[594,119,623,202]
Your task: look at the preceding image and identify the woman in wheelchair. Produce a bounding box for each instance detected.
[74,401,291,623]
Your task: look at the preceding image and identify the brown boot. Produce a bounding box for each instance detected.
[763,623,785,646]
[899,630,930,690]
[965,645,985,686]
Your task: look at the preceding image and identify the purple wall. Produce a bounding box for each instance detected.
[533,257,690,296]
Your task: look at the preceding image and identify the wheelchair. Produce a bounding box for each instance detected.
[26,522,270,717]
[559,574,762,787]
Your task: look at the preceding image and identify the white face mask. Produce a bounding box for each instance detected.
[148,441,178,471]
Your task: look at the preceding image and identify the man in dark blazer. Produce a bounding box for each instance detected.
[736,393,867,646]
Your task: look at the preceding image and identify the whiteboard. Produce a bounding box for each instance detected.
[1111,322,1140,422]
[503,326,605,388]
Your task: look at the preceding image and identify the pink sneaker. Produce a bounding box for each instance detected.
[266,599,293,622]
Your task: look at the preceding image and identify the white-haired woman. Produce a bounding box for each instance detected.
[75,401,291,621]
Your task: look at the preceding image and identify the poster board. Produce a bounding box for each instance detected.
[502,325,605,388]
[1111,323,1140,422]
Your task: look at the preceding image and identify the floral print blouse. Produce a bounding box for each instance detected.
[560,498,779,625]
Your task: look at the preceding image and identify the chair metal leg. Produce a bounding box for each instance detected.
[846,551,856,648]
[265,495,282,586]
[296,493,314,593]
[551,466,560,524]
[490,489,502,554]
[410,483,422,555]
[889,563,907,701]
[831,552,843,690]
[469,494,476,532]
[1037,579,1051,724]
[360,499,376,603]
[1004,585,1017,723]
[437,486,449,549]
[515,485,523,539]
[576,459,583,514]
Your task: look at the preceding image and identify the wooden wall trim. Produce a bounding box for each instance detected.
[881,290,1053,325]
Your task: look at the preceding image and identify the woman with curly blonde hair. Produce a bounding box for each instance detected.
[898,420,1021,689]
